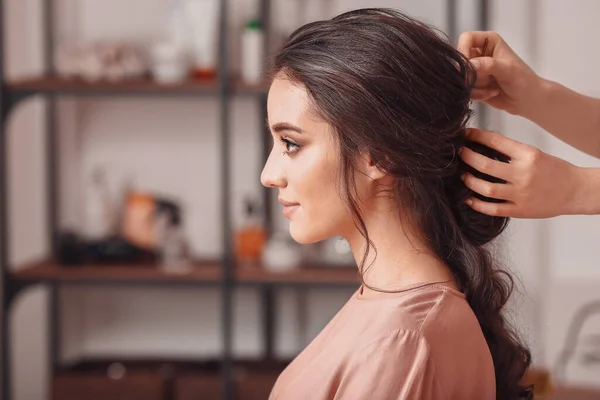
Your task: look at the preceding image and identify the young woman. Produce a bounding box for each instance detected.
[261,8,532,400]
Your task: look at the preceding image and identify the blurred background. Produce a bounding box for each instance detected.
[0,0,599,399]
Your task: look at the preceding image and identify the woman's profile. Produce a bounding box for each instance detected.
[261,8,532,400]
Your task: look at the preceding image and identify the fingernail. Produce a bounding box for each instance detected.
[466,198,473,206]
[459,147,465,155]
[471,59,481,70]
[460,174,466,181]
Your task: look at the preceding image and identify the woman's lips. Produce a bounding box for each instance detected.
[282,204,299,218]
[279,198,300,218]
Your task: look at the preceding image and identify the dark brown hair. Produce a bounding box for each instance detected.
[270,8,532,400]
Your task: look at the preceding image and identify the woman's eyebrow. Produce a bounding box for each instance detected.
[270,122,304,134]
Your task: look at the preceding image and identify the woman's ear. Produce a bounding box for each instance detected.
[361,153,386,181]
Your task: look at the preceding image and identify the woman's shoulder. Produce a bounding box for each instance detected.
[354,283,470,335]
[413,284,483,339]
[354,286,494,393]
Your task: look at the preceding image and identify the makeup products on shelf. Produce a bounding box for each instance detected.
[241,18,264,84]
[235,197,266,268]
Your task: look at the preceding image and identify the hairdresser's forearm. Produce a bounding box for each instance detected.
[570,167,600,215]
[522,78,600,159]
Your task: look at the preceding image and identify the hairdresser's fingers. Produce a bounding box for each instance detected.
[457,31,502,58]
[465,128,523,158]
[461,173,513,200]
[464,197,516,217]
[459,146,512,181]
[470,87,500,101]
[470,56,512,86]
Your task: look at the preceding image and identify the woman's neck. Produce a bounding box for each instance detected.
[344,198,458,295]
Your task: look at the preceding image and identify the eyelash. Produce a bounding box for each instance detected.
[280,137,301,156]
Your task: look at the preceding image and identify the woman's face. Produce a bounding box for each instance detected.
[261,75,357,244]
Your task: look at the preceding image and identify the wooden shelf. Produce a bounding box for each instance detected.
[6,75,268,97]
[540,387,600,400]
[236,265,359,286]
[9,259,359,286]
[10,259,222,284]
[53,358,288,400]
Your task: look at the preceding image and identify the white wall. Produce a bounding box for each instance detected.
[537,0,600,281]
[485,0,600,387]
[535,0,600,387]
[4,1,49,399]
[7,0,600,399]
[485,0,549,367]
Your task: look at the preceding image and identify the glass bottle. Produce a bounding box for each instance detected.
[235,198,266,268]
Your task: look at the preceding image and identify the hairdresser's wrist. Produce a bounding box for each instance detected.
[517,76,551,121]
[569,167,600,215]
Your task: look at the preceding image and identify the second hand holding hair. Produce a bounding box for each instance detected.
[460,128,598,218]
[458,31,600,218]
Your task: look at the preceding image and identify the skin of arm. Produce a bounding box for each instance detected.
[525,78,600,159]
[572,166,600,215]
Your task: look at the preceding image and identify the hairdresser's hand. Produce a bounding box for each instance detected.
[458,31,542,117]
[459,128,589,218]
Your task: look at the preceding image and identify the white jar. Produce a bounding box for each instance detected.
[321,237,354,266]
[263,233,302,273]
[241,19,264,83]
[150,42,189,84]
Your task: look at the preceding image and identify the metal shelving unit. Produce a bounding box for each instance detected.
[0,1,483,399]
[0,1,362,399]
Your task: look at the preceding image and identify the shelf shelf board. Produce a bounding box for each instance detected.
[5,75,268,98]
[236,264,359,286]
[8,260,359,287]
[53,358,288,400]
[10,259,222,285]
[57,357,290,372]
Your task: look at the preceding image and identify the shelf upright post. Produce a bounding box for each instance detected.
[0,0,13,398]
[218,0,234,398]
[258,0,276,362]
[260,0,272,235]
[446,0,457,44]
[477,0,490,129]
[41,0,61,380]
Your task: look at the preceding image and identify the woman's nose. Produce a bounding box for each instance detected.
[261,155,286,188]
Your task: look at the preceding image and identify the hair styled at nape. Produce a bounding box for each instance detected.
[269,8,532,400]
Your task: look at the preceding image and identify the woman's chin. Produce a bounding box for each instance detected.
[289,222,326,245]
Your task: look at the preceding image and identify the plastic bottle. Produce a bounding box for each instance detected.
[159,207,192,274]
[183,0,219,79]
[82,167,114,242]
[241,19,264,83]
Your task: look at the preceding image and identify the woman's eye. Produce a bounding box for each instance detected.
[281,138,300,155]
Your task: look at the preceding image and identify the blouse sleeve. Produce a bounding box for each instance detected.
[333,329,440,400]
